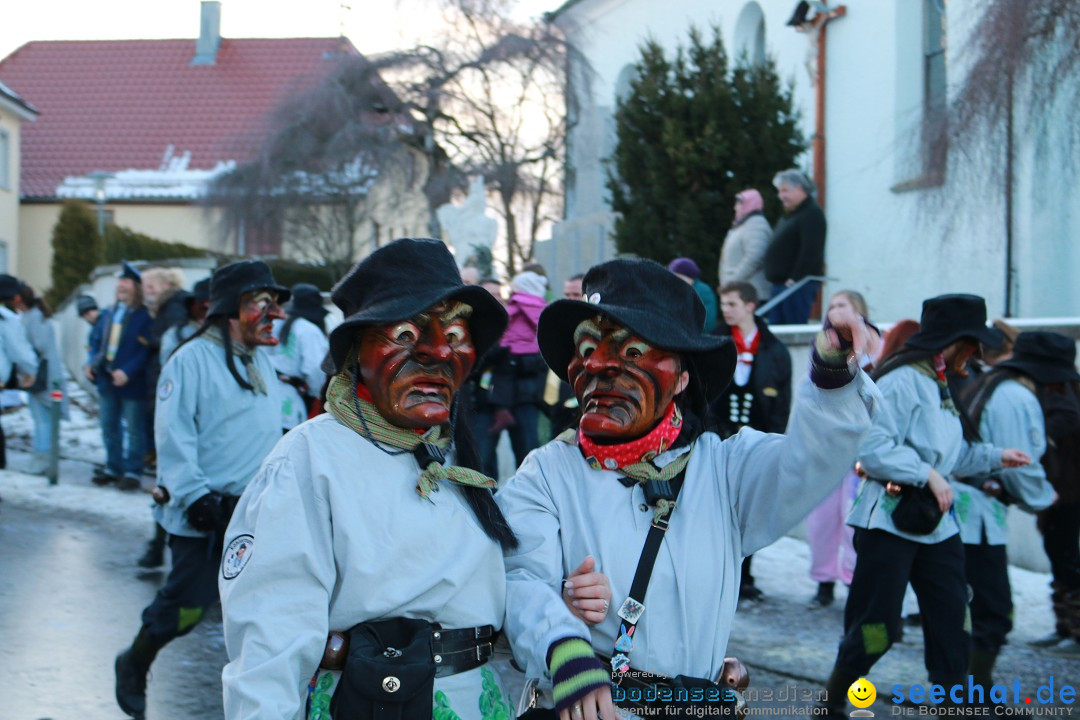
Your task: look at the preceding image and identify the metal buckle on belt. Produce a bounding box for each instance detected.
[476,641,492,661]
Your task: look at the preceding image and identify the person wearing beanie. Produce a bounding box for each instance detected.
[497,257,880,719]
[113,261,288,720]
[86,261,154,490]
[485,268,550,471]
[719,189,773,303]
[667,257,719,334]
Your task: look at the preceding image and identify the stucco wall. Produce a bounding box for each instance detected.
[17,202,226,295]
[552,0,1080,322]
[0,105,24,274]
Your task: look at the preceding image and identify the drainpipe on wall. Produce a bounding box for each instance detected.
[804,5,847,210]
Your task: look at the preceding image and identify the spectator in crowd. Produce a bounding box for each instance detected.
[160,278,210,364]
[77,294,100,328]
[16,283,67,475]
[763,169,826,325]
[113,261,287,719]
[822,294,1030,717]
[86,262,154,491]
[953,331,1067,685]
[270,283,329,432]
[668,257,719,333]
[563,273,584,301]
[143,268,190,470]
[715,281,793,602]
[0,275,39,468]
[720,189,772,303]
[488,269,549,467]
[804,290,875,608]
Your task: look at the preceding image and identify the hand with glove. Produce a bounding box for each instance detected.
[186,491,229,533]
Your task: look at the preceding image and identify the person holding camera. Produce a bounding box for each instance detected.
[113,261,287,720]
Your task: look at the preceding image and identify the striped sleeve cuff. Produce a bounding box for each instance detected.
[547,637,610,713]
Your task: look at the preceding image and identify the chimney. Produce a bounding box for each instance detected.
[192,1,222,66]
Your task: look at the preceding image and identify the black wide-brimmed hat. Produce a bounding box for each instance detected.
[996,331,1080,384]
[0,274,22,300]
[116,260,142,284]
[328,238,508,373]
[192,278,211,303]
[537,258,736,400]
[905,294,1003,351]
[288,283,330,325]
[207,260,290,318]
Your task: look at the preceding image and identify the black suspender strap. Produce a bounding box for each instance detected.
[609,467,687,675]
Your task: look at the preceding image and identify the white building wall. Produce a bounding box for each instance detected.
[552,0,1080,321]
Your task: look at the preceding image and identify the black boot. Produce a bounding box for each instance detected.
[115,626,166,719]
[137,526,167,568]
[810,582,836,608]
[969,649,997,694]
[818,666,855,719]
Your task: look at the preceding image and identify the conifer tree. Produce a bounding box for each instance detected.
[607,26,804,285]
[47,201,104,307]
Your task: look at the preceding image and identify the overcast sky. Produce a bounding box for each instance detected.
[0,0,560,60]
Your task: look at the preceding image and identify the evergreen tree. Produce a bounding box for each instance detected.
[47,201,104,307]
[607,26,804,285]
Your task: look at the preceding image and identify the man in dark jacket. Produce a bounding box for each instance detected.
[86,261,154,490]
[715,281,793,600]
[763,169,826,325]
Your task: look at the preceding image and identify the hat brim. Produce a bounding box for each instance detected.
[995,358,1080,385]
[538,299,736,401]
[905,325,1004,351]
[328,284,507,373]
[207,282,292,318]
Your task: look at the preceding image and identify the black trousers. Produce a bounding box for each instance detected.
[835,529,970,686]
[964,543,1012,655]
[140,534,221,642]
[1039,501,1080,591]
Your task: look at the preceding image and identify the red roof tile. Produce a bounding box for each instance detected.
[0,37,357,198]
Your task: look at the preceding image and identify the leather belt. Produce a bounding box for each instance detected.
[321,624,497,678]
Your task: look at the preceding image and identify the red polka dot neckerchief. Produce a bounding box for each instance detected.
[577,402,683,473]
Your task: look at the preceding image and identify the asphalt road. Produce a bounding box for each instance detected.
[0,499,226,720]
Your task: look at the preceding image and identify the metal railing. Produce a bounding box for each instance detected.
[754,275,833,318]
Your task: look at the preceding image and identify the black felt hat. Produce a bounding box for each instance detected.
[76,295,99,315]
[116,260,142,284]
[207,260,290,318]
[537,258,736,400]
[288,283,330,325]
[328,238,508,373]
[996,331,1079,384]
[192,278,211,303]
[0,274,21,300]
[905,294,1004,351]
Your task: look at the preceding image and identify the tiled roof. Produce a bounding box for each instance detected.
[0,37,357,199]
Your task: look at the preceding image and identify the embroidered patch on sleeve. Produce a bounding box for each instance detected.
[222,534,254,580]
[158,380,174,402]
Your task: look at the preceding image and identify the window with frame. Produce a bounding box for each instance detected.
[921,0,947,177]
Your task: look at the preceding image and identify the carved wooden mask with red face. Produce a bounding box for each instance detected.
[357,301,476,428]
[568,316,689,441]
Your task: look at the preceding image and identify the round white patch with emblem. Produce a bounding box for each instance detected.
[588,292,602,305]
[158,380,173,402]
[222,534,254,580]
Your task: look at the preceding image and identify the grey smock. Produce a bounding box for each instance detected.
[848,365,1005,544]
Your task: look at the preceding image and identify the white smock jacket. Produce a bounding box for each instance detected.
[220,413,514,720]
[269,317,328,430]
[496,372,879,690]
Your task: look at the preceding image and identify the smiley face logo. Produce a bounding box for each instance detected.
[848,678,876,708]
